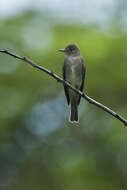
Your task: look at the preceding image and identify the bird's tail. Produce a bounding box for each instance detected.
[69,104,78,123]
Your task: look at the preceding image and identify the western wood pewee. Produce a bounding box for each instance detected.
[59,44,86,123]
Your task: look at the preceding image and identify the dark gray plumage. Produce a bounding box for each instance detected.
[59,44,86,123]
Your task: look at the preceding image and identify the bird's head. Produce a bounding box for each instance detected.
[58,44,81,57]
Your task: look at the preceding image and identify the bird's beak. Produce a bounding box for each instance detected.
[58,49,65,52]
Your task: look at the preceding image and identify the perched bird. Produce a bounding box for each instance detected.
[59,44,86,123]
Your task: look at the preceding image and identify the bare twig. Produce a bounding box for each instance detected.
[0,49,127,126]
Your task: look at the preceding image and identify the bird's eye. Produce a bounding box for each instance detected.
[70,47,75,51]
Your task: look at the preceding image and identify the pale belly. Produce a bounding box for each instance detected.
[65,56,83,103]
[70,64,82,88]
[68,65,81,102]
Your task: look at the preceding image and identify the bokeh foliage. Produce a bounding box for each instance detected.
[0,11,127,190]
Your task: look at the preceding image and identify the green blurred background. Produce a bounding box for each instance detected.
[0,0,127,190]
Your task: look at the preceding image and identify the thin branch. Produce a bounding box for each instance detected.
[0,49,127,126]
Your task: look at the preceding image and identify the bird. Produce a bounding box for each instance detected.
[58,44,86,123]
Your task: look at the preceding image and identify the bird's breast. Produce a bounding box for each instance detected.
[68,59,82,87]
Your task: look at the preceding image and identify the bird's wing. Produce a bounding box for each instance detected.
[63,58,71,105]
[78,57,86,105]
